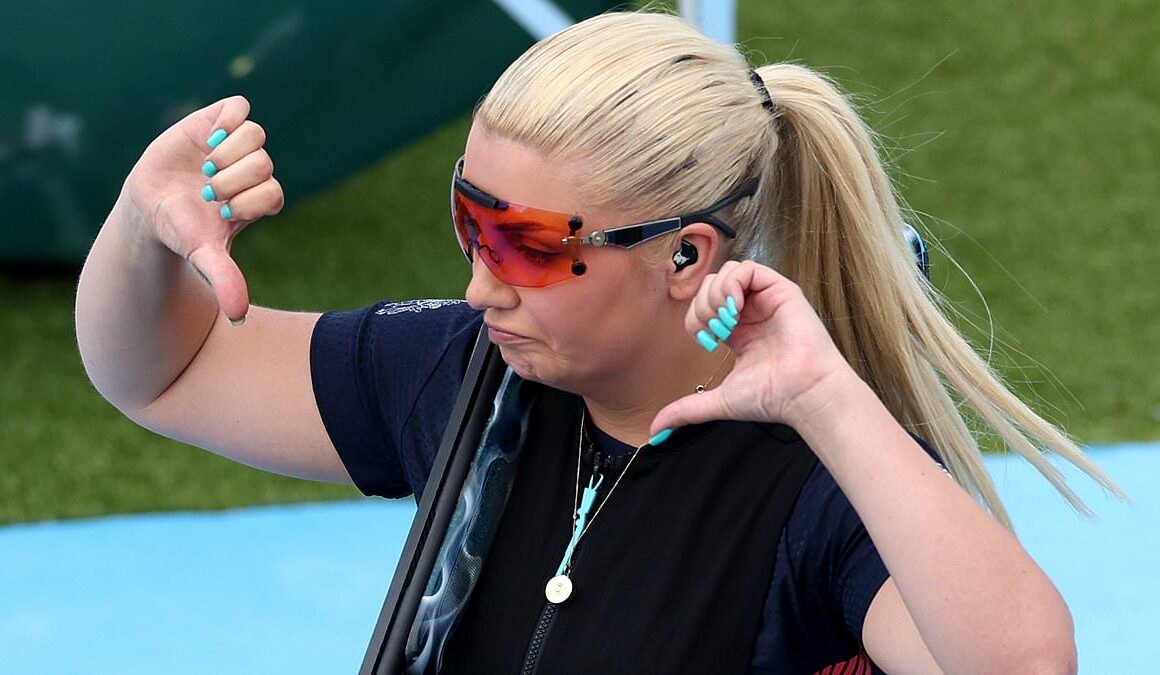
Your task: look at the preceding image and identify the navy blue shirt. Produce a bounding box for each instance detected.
[310,299,916,674]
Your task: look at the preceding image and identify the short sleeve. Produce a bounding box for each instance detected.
[791,434,945,637]
[800,463,892,639]
[750,458,880,673]
[309,299,483,498]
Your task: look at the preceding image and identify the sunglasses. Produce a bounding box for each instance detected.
[451,156,756,287]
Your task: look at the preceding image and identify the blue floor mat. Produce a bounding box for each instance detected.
[1,443,1154,673]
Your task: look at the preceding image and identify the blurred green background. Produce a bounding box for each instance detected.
[2,0,1156,523]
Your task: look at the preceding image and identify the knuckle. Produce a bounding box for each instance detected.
[257,151,274,177]
[264,180,285,213]
[248,121,267,144]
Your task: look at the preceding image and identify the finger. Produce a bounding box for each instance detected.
[710,260,779,324]
[187,244,250,323]
[705,264,741,322]
[687,266,743,348]
[650,388,731,437]
[719,260,758,316]
[204,149,274,202]
[205,119,267,170]
[220,178,284,222]
[688,272,718,328]
[190,96,251,149]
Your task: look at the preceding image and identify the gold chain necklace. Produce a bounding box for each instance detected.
[695,348,734,394]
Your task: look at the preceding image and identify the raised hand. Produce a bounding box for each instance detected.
[119,95,282,323]
[651,260,858,435]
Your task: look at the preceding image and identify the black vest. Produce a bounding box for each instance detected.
[439,385,816,674]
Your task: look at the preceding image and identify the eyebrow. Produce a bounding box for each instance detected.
[494,221,557,233]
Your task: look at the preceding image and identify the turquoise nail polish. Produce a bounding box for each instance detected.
[201,184,216,201]
[708,317,732,341]
[207,129,228,148]
[220,204,232,219]
[648,428,673,446]
[202,161,218,177]
[696,330,719,352]
[718,306,737,329]
[727,296,738,317]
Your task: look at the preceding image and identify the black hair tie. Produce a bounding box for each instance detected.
[748,69,775,114]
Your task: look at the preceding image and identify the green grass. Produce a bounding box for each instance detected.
[0,120,473,524]
[2,0,1157,523]
[736,0,1160,441]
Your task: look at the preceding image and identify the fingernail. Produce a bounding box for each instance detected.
[708,317,732,341]
[718,306,737,329]
[229,315,247,327]
[201,184,216,201]
[648,428,673,446]
[696,330,719,352]
[220,204,232,219]
[202,161,218,177]
[207,129,228,148]
[727,296,738,317]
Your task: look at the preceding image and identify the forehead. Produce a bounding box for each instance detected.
[462,125,588,217]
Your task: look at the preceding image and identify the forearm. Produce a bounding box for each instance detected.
[790,370,1076,673]
[75,192,218,411]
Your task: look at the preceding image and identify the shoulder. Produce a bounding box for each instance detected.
[782,431,943,575]
[321,298,480,339]
[312,298,481,371]
[752,432,941,671]
[309,299,483,497]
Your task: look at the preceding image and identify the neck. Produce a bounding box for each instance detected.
[581,342,733,448]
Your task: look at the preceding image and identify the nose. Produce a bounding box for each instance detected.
[465,254,520,311]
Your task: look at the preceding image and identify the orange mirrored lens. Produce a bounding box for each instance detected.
[452,191,580,287]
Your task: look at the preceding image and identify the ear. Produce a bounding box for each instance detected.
[665,222,723,302]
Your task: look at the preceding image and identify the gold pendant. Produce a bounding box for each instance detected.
[545,574,573,604]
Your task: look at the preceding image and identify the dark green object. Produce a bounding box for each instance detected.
[0,0,617,263]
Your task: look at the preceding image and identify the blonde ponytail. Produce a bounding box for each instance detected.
[751,64,1124,527]
[474,10,1123,529]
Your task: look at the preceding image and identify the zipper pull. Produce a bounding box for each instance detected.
[557,471,604,577]
[578,472,603,518]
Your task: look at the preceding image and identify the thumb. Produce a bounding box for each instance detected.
[187,245,250,324]
[650,388,730,438]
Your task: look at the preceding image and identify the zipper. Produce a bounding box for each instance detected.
[520,600,559,675]
[520,450,613,675]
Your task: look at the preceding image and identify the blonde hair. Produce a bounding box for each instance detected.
[473,11,1122,527]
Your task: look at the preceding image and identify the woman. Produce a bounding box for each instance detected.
[76,10,1117,674]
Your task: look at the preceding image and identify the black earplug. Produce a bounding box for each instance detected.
[672,239,699,271]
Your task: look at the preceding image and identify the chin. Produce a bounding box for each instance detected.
[499,347,543,383]
[498,346,579,392]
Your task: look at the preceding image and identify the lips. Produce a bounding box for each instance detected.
[485,323,531,343]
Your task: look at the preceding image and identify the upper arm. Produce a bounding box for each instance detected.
[131,305,353,484]
[863,578,945,675]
